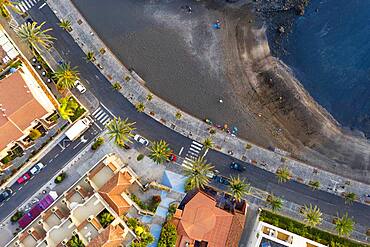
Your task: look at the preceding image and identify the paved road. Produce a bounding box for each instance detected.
[4,1,368,230]
[0,124,101,220]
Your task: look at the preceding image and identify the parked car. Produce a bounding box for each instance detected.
[206,169,220,179]
[133,134,149,146]
[214,175,230,185]
[17,172,31,184]
[168,152,177,162]
[0,188,13,203]
[75,80,87,93]
[29,162,44,175]
[230,162,246,172]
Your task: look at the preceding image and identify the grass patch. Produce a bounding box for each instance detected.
[259,210,366,247]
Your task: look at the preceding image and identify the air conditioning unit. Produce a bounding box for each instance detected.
[61,239,68,246]
[72,230,78,236]
[51,207,57,212]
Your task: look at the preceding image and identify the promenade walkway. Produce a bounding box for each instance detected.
[46,0,370,204]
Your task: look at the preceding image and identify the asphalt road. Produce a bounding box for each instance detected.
[0,125,101,220]
[6,1,369,229]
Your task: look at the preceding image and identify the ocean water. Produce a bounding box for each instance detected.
[281,0,370,136]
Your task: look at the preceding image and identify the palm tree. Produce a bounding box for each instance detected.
[135,102,145,112]
[68,235,84,247]
[85,51,95,62]
[266,193,283,212]
[275,166,291,183]
[112,82,122,91]
[15,22,55,51]
[57,96,78,120]
[146,93,153,101]
[175,111,182,120]
[98,211,114,228]
[53,63,80,90]
[301,204,322,227]
[106,117,135,146]
[183,157,214,190]
[202,137,213,150]
[334,213,354,236]
[0,0,21,18]
[228,176,250,201]
[344,192,357,205]
[149,140,171,164]
[59,19,72,31]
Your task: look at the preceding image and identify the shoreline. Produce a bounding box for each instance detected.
[228,2,370,183]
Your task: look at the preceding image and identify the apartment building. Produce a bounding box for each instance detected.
[7,154,141,247]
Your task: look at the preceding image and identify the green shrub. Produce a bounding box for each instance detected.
[259,210,366,247]
[54,172,66,184]
[131,194,160,212]
[126,217,139,229]
[92,137,104,150]
[1,155,12,164]
[29,129,42,140]
[184,178,193,192]
[137,154,144,161]
[245,143,252,149]
[158,223,177,247]
[10,211,23,222]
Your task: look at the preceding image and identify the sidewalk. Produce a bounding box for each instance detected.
[46,0,370,203]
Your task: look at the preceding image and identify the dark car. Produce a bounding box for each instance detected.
[214,175,230,185]
[230,162,246,172]
[0,188,13,203]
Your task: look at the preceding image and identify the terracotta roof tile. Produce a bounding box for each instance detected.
[0,71,48,150]
[175,191,247,247]
[98,172,133,216]
[87,224,125,247]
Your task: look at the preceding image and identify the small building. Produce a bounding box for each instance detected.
[255,221,327,247]
[172,189,248,247]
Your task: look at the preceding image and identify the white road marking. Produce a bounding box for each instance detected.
[179,147,184,155]
[100,103,116,118]
[54,153,59,158]
[101,118,112,126]
[48,159,53,163]
[190,145,202,151]
[73,141,83,149]
[189,147,200,153]
[39,2,46,9]
[93,121,103,131]
[18,187,22,191]
[191,141,203,148]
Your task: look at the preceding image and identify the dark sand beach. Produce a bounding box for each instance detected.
[73,0,370,183]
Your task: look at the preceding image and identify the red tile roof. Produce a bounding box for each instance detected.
[0,71,48,150]
[174,191,247,247]
[98,172,133,216]
[87,225,125,247]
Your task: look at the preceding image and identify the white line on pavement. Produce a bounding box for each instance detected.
[100,103,116,118]
[203,148,209,157]
[73,141,82,150]
[93,121,103,131]
[18,187,22,191]
[54,153,59,158]
[179,147,184,155]
[39,2,46,9]
[191,141,203,148]
[48,159,53,163]
[91,107,102,116]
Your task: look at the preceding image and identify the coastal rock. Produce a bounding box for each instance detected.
[278,26,285,33]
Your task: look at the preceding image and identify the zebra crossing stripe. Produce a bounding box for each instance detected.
[182,163,192,169]
[100,115,109,123]
[187,151,199,158]
[20,1,28,10]
[91,107,102,115]
[182,160,193,167]
[17,3,26,12]
[189,147,200,153]
[190,145,202,151]
[101,118,112,126]
[23,0,32,8]
[92,109,104,118]
[191,141,203,148]
[96,112,107,121]
[31,0,39,4]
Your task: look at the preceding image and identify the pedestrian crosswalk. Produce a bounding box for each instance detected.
[15,0,40,13]
[182,141,203,168]
[91,106,112,126]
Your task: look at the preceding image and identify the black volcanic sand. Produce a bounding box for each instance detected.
[73,0,370,183]
[73,0,274,147]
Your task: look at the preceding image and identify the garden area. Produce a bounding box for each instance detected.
[54,172,67,184]
[97,209,115,228]
[58,96,86,123]
[259,210,367,247]
[124,217,154,247]
[130,194,161,213]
